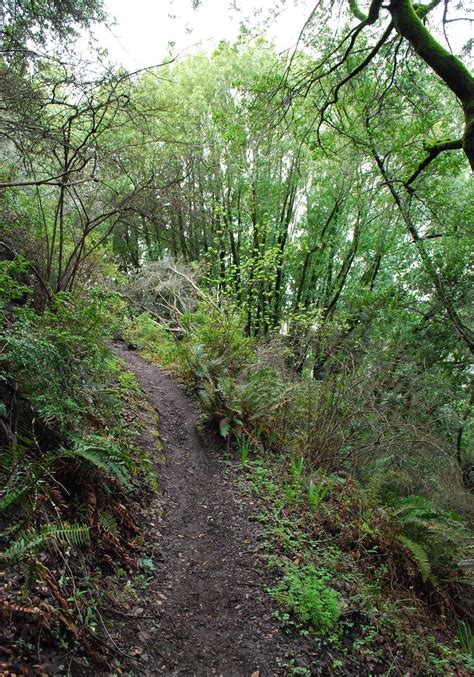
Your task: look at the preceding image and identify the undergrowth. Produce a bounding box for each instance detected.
[241,456,474,675]
[0,259,153,672]
[270,564,340,632]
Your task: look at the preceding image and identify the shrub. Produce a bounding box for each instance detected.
[271,564,340,632]
[0,287,114,432]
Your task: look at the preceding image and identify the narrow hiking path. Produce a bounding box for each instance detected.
[111,343,314,676]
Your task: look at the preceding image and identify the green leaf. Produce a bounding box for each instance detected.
[219,417,231,438]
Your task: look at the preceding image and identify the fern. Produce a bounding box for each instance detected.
[365,470,386,505]
[98,511,118,535]
[1,523,90,564]
[52,524,90,546]
[0,484,30,514]
[384,495,470,584]
[396,534,432,583]
[62,437,132,489]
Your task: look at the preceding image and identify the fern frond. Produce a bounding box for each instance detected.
[365,472,385,504]
[62,438,132,489]
[396,534,432,583]
[52,524,90,547]
[1,523,90,564]
[98,511,118,535]
[0,484,30,514]
[74,445,131,488]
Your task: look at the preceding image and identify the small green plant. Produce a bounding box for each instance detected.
[456,619,474,658]
[307,477,334,512]
[284,482,296,504]
[1,523,90,564]
[141,557,155,574]
[116,370,141,397]
[271,564,340,632]
[284,658,312,676]
[239,434,251,467]
[290,453,304,485]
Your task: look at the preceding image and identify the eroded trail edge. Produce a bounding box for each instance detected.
[111,343,308,676]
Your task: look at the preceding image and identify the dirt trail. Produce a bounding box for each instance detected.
[111,343,312,676]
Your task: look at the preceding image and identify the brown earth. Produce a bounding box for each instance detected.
[109,342,318,676]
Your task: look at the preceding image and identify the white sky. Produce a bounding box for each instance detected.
[91,0,312,70]
[87,0,471,72]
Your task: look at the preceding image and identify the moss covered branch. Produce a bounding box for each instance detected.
[388,0,474,169]
[405,138,463,187]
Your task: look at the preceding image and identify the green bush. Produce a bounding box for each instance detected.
[178,301,254,381]
[0,262,139,582]
[271,564,340,632]
[0,287,114,431]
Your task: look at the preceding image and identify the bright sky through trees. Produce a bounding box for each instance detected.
[94,0,471,71]
[93,0,314,69]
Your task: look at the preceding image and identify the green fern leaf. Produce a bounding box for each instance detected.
[98,511,118,535]
[0,485,30,514]
[1,523,89,563]
[63,442,132,489]
[396,534,431,582]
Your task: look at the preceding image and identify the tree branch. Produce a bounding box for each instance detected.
[388,0,474,169]
[404,137,463,187]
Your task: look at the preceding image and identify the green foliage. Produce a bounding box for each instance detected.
[0,485,30,515]
[2,0,106,50]
[123,312,179,368]
[98,511,118,536]
[307,478,334,513]
[290,454,304,485]
[456,620,474,658]
[271,564,340,632]
[238,434,251,467]
[243,452,474,674]
[0,285,115,431]
[63,435,133,489]
[0,259,143,663]
[1,523,90,564]
[179,302,254,383]
[115,370,141,398]
[389,495,470,583]
[396,535,432,583]
[0,259,31,308]
[365,470,471,584]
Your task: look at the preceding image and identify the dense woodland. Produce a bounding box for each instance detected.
[0,0,473,674]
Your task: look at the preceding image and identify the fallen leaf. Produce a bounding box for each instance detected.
[131,607,145,616]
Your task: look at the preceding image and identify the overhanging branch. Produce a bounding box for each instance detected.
[404,137,463,187]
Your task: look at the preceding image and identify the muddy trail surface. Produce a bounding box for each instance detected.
[110,343,316,676]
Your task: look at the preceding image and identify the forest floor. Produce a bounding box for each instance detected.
[109,343,316,676]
